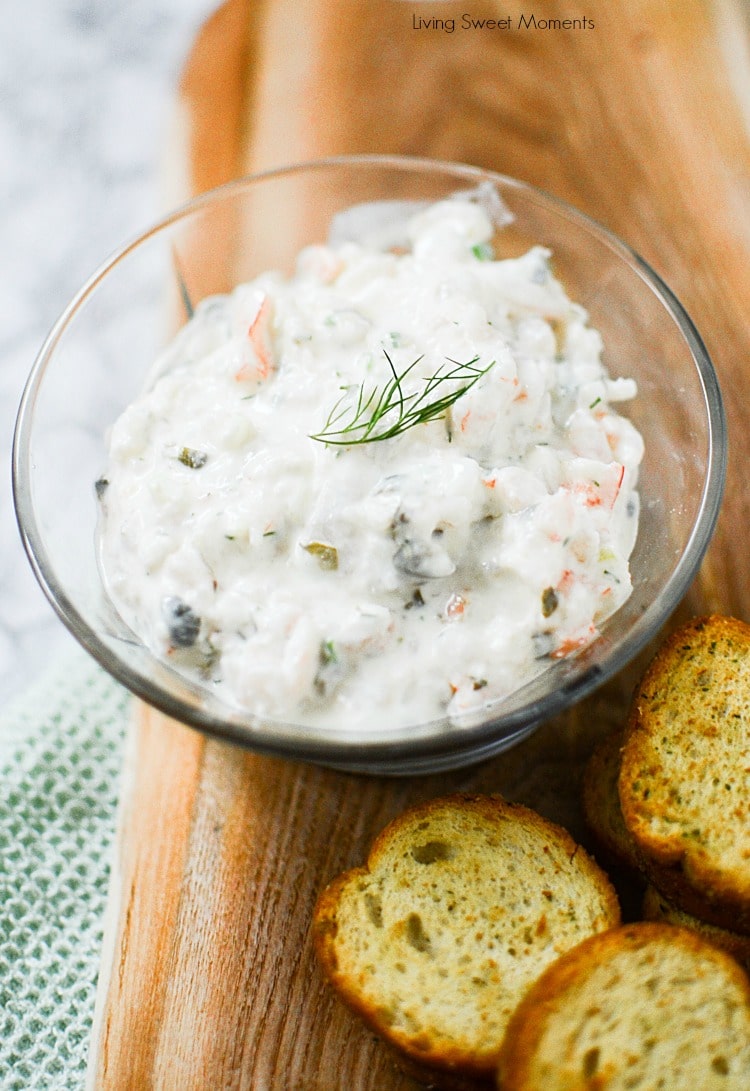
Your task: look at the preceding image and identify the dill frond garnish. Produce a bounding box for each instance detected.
[310,351,494,446]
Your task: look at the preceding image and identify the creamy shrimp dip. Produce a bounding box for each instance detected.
[97,195,644,729]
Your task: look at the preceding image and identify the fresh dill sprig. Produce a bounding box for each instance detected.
[310,350,494,446]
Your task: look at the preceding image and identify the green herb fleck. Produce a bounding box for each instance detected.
[589,396,602,409]
[178,447,208,469]
[310,351,494,447]
[404,588,426,610]
[471,242,494,261]
[320,640,338,665]
[302,541,338,570]
[198,644,220,677]
[541,587,559,618]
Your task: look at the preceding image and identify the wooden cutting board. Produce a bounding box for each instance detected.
[88,1,750,1087]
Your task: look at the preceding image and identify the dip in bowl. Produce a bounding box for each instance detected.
[13,156,726,773]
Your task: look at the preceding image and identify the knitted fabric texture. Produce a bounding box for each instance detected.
[0,646,128,1089]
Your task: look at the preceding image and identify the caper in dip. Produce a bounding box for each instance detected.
[97,196,643,729]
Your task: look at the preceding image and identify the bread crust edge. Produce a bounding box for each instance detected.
[618,615,750,931]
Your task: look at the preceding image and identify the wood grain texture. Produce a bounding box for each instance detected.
[89,2,750,1087]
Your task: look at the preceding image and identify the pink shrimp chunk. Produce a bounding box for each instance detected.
[235,295,275,382]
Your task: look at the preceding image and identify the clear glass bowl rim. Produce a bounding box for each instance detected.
[12,154,727,769]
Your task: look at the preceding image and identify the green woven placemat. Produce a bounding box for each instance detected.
[0,646,129,1090]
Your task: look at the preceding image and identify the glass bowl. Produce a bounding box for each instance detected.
[13,155,726,774]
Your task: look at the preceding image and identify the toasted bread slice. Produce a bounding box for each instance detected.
[584,722,750,963]
[582,727,643,875]
[642,884,750,972]
[312,793,619,1089]
[618,615,750,933]
[497,921,750,1090]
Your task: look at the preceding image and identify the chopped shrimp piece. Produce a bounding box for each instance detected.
[551,623,598,658]
[556,569,575,594]
[445,592,467,619]
[236,295,275,382]
[563,461,625,510]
